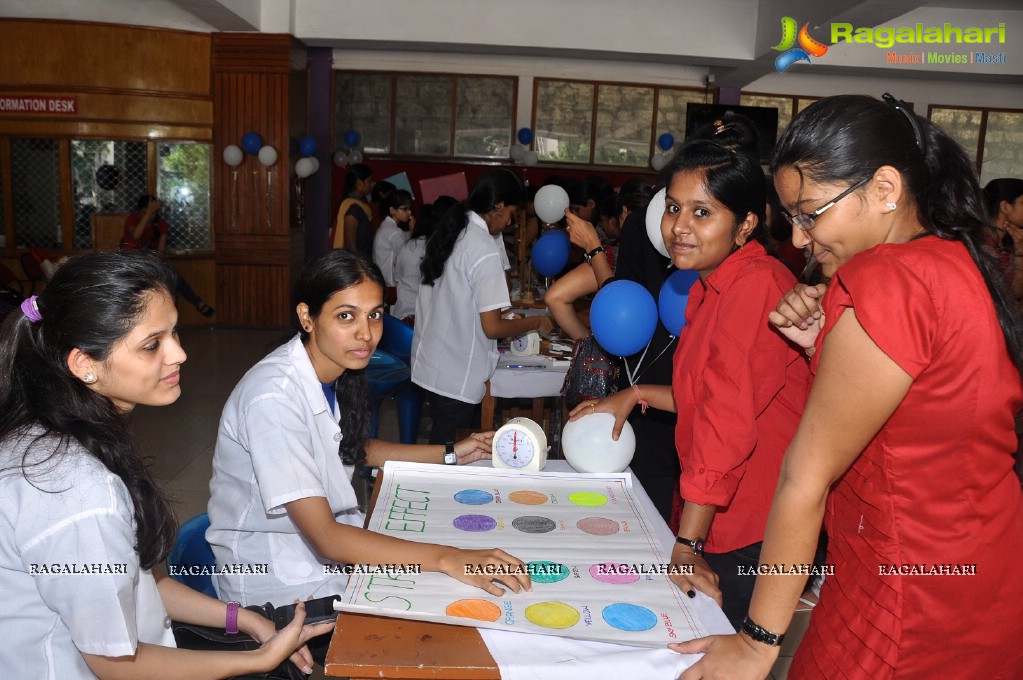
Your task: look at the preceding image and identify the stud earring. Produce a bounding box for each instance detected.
[885,201,898,211]
[83,372,97,384]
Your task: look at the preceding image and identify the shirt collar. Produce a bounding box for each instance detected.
[701,240,767,295]
[287,334,333,416]
[467,210,489,233]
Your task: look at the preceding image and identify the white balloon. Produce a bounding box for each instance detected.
[645,188,670,258]
[348,149,364,164]
[534,184,570,224]
[333,150,349,167]
[561,412,636,473]
[523,150,539,166]
[257,145,277,167]
[308,157,320,173]
[650,153,667,171]
[295,157,315,178]
[509,143,527,161]
[222,144,243,167]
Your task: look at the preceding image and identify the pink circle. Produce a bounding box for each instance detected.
[588,563,641,584]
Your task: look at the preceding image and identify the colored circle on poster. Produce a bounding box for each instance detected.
[454,489,494,505]
[527,561,570,584]
[453,514,498,532]
[445,599,502,622]
[508,490,548,505]
[525,601,580,629]
[568,492,608,507]
[602,603,659,632]
[512,515,557,534]
[576,517,620,536]
[589,563,641,585]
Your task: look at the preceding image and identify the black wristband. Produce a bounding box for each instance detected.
[741,615,786,647]
[584,245,606,263]
[675,536,705,556]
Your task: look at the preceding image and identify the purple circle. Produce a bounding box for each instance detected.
[453,514,498,532]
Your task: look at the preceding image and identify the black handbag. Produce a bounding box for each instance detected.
[561,335,619,410]
[171,603,306,680]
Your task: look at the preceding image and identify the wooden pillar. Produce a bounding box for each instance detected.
[212,33,303,327]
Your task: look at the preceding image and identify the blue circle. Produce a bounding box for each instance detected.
[590,280,658,357]
[657,132,675,151]
[454,489,495,505]
[602,603,658,632]
[517,127,534,145]
[531,231,570,276]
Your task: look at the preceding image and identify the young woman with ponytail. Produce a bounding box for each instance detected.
[412,168,554,444]
[673,94,1023,679]
[0,251,329,679]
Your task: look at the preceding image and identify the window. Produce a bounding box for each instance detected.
[335,72,515,159]
[929,106,1023,185]
[157,142,212,251]
[535,79,710,167]
[10,139,61,249]
[71,140,148,249]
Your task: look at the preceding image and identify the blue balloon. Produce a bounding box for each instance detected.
[658,269,701,336]
[343,129,361,148]
[590,281,658,357]
[531,231,570,277]
[517,127,534,145]
[299,136,317,157]
[241,131,262,155]
[657,132,675,151]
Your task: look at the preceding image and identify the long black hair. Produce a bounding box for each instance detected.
[0,250,180,569]
[984,178,1023,221]
[291,249,385,465]
[421,169,523,285]
[771,94,1023,377]
[661,139,767,246]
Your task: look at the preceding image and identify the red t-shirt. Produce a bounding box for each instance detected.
[121,212,167,251]
[672,241,809,553]
[792,237,1023,679]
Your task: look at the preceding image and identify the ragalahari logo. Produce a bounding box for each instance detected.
[772,17,829,72]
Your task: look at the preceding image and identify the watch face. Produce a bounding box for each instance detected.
[511,335,531,353]
[494,427,535,469]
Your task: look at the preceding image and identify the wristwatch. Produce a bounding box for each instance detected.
[675,536,706,556]
[583,245,606,263]
[444,441,458,465]
[225,601,240,635]
[741,616,786,646]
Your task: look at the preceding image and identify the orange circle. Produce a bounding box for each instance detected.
[445,599,502,622]
[508,490,549,505]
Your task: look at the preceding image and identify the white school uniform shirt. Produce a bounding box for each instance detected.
[372,216,408,286]
[411,210,511,403]
[207,335,365,606]
[0,429,175,679]
[393,236,426,320]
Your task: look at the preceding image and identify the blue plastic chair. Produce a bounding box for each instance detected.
[366,315,423,444]
[166,513,218,598]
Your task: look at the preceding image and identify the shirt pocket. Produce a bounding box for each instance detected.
[268,532,322,586]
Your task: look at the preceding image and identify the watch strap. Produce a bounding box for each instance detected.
[741,615,786,647]
[225,601,240,635]
[444,441,458,465]
[675,536,706,556]
[584,245,606,262]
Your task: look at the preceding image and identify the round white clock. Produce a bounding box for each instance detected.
[509,330,541,356]
[492,417,548,471]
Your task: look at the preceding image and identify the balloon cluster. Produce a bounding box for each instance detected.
[588,269,700,356]
[650,131,675,171]
[295,135,319,179]
[222,131,278,169]
[509,127,539,166]
[334,129,364,168]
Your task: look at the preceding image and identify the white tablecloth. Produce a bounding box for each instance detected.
[491,353,569,399]
[477,460,732,680]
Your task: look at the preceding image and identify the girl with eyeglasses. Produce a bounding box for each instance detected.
[373,188,414,305]
[673,94,1023,680]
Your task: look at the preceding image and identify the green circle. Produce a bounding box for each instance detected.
[568,491,608,507]
[527,560,570,584]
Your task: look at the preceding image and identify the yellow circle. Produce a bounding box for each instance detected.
[568,491,608,507]
[445,599,502,622]
[525,601,581,629]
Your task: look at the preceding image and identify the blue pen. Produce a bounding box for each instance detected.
[504,364,547,369]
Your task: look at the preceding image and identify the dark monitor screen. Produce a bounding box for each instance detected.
[684,103,780,164]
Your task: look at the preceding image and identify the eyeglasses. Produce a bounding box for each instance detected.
[781,176,870,232]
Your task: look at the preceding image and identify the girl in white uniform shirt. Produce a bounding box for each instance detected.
[412,169,554,445]
[207,249,531,658]
[0,251,326,679]
[372,188,412,299]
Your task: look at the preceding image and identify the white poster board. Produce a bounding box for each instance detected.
[338,462,709,647]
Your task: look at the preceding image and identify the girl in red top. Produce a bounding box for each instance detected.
[572,140,810,630]
[675,95,1023,680]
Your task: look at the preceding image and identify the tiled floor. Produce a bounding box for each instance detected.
[140,326,802,679]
